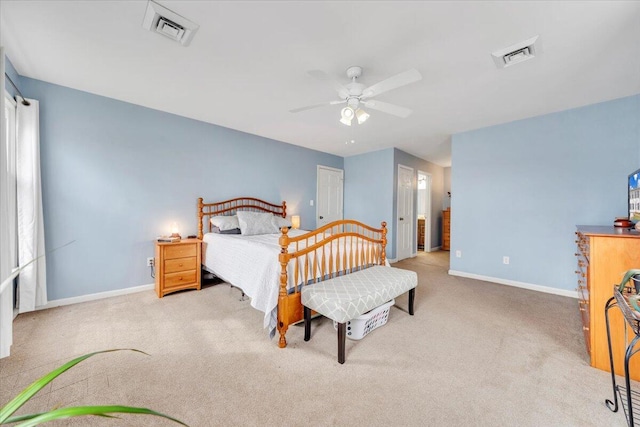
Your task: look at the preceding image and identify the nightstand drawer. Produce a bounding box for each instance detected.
[164,271,197,289]
[164,244,197,259]
[164,256,197,274]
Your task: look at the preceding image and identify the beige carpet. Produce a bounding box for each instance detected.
[0,251,630,426]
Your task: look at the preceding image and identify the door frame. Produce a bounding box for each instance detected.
[396,164,414,261]
[418,171,432,252]
[316,165,344,228]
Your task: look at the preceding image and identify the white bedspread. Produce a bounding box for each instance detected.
[202,230,310,335]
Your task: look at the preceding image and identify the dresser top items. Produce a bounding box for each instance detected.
[576,225,640,238]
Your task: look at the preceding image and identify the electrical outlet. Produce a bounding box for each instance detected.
[309,200,314,206]
[147,257,154,267]
[455,250,462,258]
[503,256,510,265]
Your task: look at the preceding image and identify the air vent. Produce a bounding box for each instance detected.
[491,36,540,69]
[142,1,199,47]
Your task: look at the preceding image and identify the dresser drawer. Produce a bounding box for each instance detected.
[164,256,197,274]
[164,243,197,260]
[164,270,197,289]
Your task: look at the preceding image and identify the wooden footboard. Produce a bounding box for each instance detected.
[277,219,387,348]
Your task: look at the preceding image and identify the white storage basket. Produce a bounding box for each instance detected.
[333,299,394,340]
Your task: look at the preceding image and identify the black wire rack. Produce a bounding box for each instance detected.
[605,286,640,427]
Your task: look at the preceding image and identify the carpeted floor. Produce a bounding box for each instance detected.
[0,251,631,426]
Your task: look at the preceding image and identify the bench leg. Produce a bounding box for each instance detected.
[304,306,311,341]
[409,288,415,316]
[337,322,346,364]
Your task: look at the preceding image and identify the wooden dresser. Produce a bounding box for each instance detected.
[417,218,425,250]
[155,238,202,298]
[575,226,640,380]
[442,208,450,251]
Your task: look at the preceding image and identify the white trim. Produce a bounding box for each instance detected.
[387,258,398,264]
[35,283,154,311]
[448,270,578,299]
[431,245,442,251]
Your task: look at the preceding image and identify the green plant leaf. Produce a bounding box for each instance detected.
[9,405,188,427]
[0,349,146,424]
[618,269,640,292]
[4,412,115,424]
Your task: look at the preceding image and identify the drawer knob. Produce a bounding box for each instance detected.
[579,307,586,312]
[179,263,183,267]
[583,326,589,331]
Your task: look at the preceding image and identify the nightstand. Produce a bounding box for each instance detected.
[155,238,202,298]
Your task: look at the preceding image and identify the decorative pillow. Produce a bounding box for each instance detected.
[271,216,292,230]
[237,211,279,236]
[210,215,239,231]
[211,226,241,235]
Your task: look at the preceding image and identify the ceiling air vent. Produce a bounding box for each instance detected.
[491,36,540,69]
[142,0,199,47]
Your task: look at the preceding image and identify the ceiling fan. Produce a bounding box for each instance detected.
[289,66,422,126]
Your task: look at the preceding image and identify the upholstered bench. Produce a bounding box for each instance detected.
[301,265,418,364]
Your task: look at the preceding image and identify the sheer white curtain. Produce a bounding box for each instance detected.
[16,98,47,313]
[0,49,14,358]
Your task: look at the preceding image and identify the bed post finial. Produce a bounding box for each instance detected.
[380,221,387,265]
[277,227,291,348]
[197,198,204,240]
[282,201,287,218]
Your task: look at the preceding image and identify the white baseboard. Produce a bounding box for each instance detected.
[430,245,442,251]
[448,270,578,299]
[36,283,154,311]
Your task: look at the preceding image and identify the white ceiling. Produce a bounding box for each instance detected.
[2,1,639,167]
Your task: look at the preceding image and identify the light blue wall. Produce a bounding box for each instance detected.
[451,94,640,292]
[4,56,20,98]
[393,149,445,254]
[344,148,445,259]
[344,148,394,259]
[20,77,343,300]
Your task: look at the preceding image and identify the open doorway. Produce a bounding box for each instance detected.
[417,171,431,252]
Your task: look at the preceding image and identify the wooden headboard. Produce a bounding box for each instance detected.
[197,197,287,239]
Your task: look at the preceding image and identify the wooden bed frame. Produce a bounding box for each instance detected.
[278,220,387,348]
[197,196,286,240]
[196,196,386,348]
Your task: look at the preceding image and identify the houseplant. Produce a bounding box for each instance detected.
[0,251,188,425]
[0,349,188,426]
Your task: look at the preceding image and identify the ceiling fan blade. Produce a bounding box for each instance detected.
[361,68,422,99]
[289,99,345,113]
[362,100,413,118]
[308,70,350,98]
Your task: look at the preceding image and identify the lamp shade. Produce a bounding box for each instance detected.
[291,215,301,229]
[356,108,370,124]
[170,222,181,239]
[340,107,354,126]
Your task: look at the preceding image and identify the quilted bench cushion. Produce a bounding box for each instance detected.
[301,265,417,324]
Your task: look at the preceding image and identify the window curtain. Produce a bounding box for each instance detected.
[16,98,47,313]
[0,49,13,358]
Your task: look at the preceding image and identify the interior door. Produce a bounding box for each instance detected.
[397,165,414,261]
[317,166,343,228]
[418,171,432,252]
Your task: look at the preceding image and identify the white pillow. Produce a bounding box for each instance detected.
[237,211,279,236]
[210,215,239,231]
[272,216,292,229]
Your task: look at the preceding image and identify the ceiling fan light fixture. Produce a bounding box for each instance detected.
[340,107,354,125]
[356,108,370,124]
